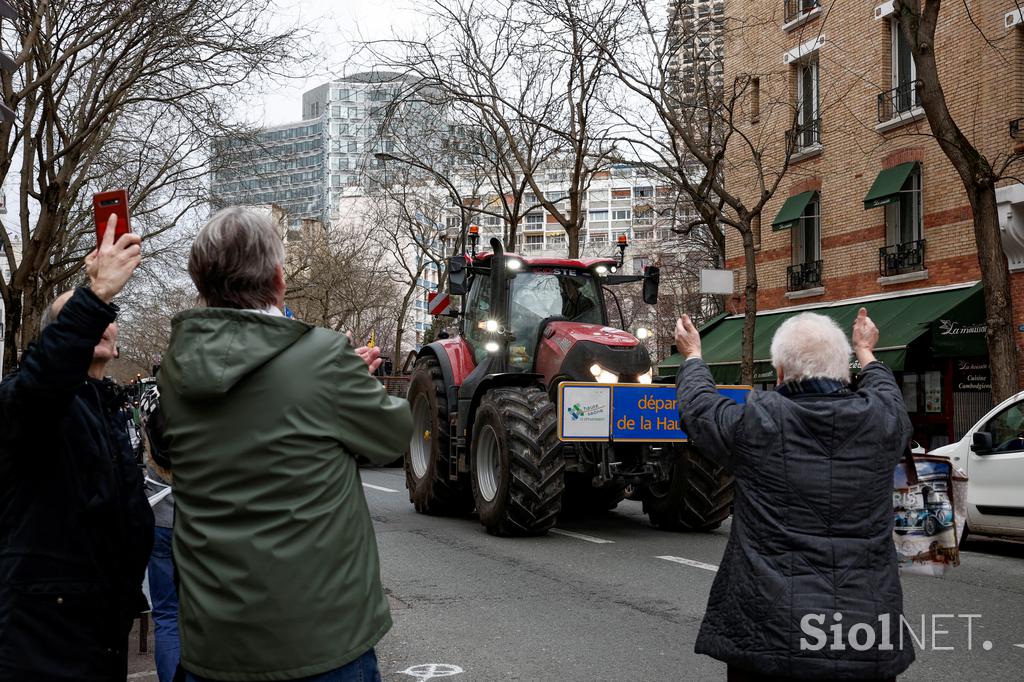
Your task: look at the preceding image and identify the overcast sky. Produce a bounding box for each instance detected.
[254,0,420,126]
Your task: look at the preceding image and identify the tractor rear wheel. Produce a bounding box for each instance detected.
[404,356,472,515]
[470,386,564,536]
[643,444,733,532]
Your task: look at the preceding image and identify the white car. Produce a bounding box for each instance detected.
[929,391,1024,542]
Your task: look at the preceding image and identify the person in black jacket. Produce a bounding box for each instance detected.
[675,308,913,682]
[0,218,154,681]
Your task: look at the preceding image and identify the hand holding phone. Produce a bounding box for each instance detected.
[86,214,142,303]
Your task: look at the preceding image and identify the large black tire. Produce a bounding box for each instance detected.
[561,472,627,516]
[404,356,473,515]
[470,387,564,536]
[643,444,733,532]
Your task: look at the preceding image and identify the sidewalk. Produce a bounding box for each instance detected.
[126,615,159,681]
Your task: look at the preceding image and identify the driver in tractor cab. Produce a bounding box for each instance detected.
[558,275,596,322]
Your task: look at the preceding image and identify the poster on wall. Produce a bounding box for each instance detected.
[902,374,918,413]
[925,371,942,413]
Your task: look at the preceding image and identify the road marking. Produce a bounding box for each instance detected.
[550,528,615,544]
[1014,643,1024,649]
[126,672,158,680]
[362,482,399,493]
[656,555,719,572]
[401,663,464,680]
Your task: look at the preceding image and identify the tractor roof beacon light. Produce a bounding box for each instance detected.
[468,224,480,256]
[616,234,628,268]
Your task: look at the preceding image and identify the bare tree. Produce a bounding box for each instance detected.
[0,0,310,370]
[893,0,1022,402]
[366,0,620,258]
[584,0,799,383]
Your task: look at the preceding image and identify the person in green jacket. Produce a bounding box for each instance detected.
[158,207,413,682]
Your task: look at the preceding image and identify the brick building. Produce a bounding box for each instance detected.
[684,1,1024,448]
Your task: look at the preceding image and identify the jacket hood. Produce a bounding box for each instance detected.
[161,308,313,399]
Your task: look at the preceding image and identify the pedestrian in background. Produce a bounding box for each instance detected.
[139,386,180,682]
[674,308,914,681]
[158,207,413,682]
[0,218,154,681]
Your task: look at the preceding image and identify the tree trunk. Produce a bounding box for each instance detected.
[740,226,758,386]
[567,225,581,259]
[2,289,21,372]
[968,187,1019,402]
[394,284,417,376]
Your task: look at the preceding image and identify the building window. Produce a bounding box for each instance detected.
[885,164,922,246]
[787,194,822,291]
[525,213,543,225]
[589,210,609,222]
[632,256,650,274]
[750,77,761,123]
[588,189,607,201]
[791,55,820,150]
[611,188,631,199]
[784,0,820,25]
[612,209,632,221]
[634,186,653,199]
[890,20,919,115]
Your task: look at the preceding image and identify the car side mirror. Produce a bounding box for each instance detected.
[971,430,993,453]
[642,266,660,305]
[448,256,468,296]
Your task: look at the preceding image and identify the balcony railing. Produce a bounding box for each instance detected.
[877,80,922,122]
[787,117,821,152]
[879,239,926,277]
[784,0,821,24]
[787,259,823,291]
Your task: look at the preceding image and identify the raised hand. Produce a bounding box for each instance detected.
[346,331,384,375]
[852,307,878,366]
[85,214,141,303]
[675,314,702,360]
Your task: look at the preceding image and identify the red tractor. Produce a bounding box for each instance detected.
[405,236,733,535]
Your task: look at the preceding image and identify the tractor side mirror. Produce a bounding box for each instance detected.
[642,266,660,305]
[448,256,468,296]
[971,431,993,453]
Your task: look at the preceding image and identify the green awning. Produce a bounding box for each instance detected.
[772,191,817,231]
[656,283,983,383]
[863,162,916,209]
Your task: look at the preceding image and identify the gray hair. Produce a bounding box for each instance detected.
[39,290,73,333]
[770,312,852,383]
[188,207,285,309]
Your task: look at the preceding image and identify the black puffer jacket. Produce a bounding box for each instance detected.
[676,359,914,680]
[0,288,154,681]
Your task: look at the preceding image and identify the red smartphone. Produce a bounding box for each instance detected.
[93,189,131,243]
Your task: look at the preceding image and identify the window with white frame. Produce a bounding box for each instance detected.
[634,186,653,199]
[794,55,820,148]
[791,195,820,265]
[885,164,923,246]
[588,189,607,201]
[612,209,632,221]
[589,210,609,221]
[525,213,543,225]
[891,20,918,114]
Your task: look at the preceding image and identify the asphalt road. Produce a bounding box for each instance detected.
[362,467,1024,682]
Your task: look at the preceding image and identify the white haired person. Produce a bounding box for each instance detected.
[674,309,913,682]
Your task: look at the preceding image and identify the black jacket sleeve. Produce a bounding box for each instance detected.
[675,358,745,472]
[856,360,913,461]
[0,288,117,443]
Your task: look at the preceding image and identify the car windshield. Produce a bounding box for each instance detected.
[507,269,604,370]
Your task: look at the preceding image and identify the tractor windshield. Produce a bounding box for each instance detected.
[507,270,604,370]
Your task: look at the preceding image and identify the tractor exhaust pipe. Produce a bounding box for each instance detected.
[489,237,508,374]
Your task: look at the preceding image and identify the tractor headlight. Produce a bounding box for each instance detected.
[506,258,522,271]
[635,326,650,340]
[485,341,500,353]
[637,368,653,384]
[594,265,609,276]
[484,319,499,333]
[589,363,619,384]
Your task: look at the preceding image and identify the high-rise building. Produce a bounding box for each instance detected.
[668,0,726,98]
[211,71,415,226]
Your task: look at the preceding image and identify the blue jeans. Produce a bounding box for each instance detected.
[185,649,381,682]
[148,526,181,682]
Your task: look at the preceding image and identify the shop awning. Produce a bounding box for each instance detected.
[656,282,983,384]
[772,191,817,231]
[863,162,917,209]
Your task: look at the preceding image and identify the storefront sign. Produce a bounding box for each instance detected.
[558,382,750,442]
[953,360,991,392]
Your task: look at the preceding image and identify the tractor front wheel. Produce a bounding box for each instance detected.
[404,356,472,515]
[643,444,733,532]
[470,386,564,536]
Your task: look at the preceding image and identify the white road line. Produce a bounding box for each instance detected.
[362,482,400,493]
[550,528,615,544]
[656,555,719,572]
[126,672,158,680]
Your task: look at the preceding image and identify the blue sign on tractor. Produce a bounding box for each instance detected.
[557,382,751,442]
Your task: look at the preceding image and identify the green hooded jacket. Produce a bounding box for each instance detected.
[158,309,412,681]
